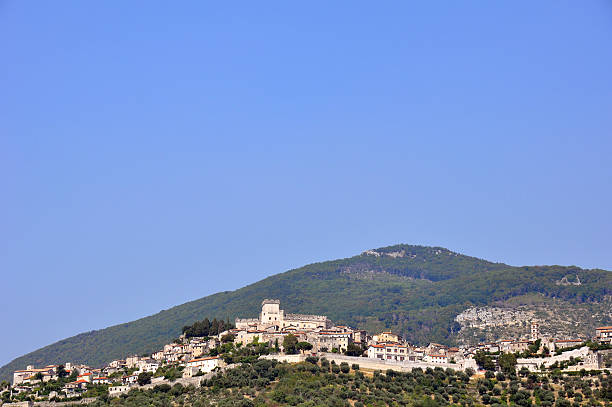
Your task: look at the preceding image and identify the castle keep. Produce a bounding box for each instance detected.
[235,299,332,331]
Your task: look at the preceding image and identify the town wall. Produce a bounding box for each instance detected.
[259,353,477,372]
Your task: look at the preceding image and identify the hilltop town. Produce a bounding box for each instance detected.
[2,299,611,406]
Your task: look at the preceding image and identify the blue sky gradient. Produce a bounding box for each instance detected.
[1,1,611,367]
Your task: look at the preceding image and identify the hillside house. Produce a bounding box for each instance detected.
[595,326,612,343]
[183,356,223,377]
[92,377,111,385]
[372,332,401,344]
[77,372,93,383]
[424,354,449,364]
[122,374,138,385]
[13,365,57,385]
[312,331,352,353]
[63,379,88,396]
[367,343,410,361]
[109,385,131,397]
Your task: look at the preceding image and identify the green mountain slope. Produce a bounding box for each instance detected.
[1,244,610,382]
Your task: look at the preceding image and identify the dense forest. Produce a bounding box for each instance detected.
[1,245,611,382]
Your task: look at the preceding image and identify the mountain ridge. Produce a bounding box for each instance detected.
[1,244,610,382]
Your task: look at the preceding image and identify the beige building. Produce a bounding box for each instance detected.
[372,332,401,344]
[236,299,332,331]
[311,332,352,353]
[13,365,57,385]
[125,355,140,368]
[183,356,223,377]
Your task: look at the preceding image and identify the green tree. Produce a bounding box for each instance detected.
[56,365,67,378]
[137,371,152,386]
[475,351,496,371]
[345,342,364,356]
[499,353,517,374]
[296,342,313,353]
[283,334,298,354]
[221,333,236,343]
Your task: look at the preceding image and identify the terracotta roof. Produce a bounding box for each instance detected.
[187,357,219,363]
[596,326,612,330]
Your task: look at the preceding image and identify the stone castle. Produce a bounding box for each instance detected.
[235,299,332,331]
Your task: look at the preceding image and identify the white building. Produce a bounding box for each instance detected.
[424,354,449,364]
[595,326,612,343]
[367,343,410,361]
[183,356,223,377]
[109,385,131,397]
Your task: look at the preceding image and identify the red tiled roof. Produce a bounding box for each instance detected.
[187,357,219,363]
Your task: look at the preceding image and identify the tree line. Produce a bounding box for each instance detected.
[181,317,235,338]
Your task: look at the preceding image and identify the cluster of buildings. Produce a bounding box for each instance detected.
[472,322,612,356]
[8,299,612,401]
[12,363,112,398]
[230,299,367,353]
[366,333,465,365]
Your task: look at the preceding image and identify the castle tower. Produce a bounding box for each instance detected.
[260,299,283,327]
[530,322,540,342]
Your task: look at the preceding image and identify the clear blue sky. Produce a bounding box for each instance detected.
[1,1,611,367]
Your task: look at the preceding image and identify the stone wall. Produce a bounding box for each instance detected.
[32,398,97,407]
[259,353,476,372]
[259,354,306,363]
[319,353,476,372]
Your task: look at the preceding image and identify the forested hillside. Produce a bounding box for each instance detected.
[1,245,610,382]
